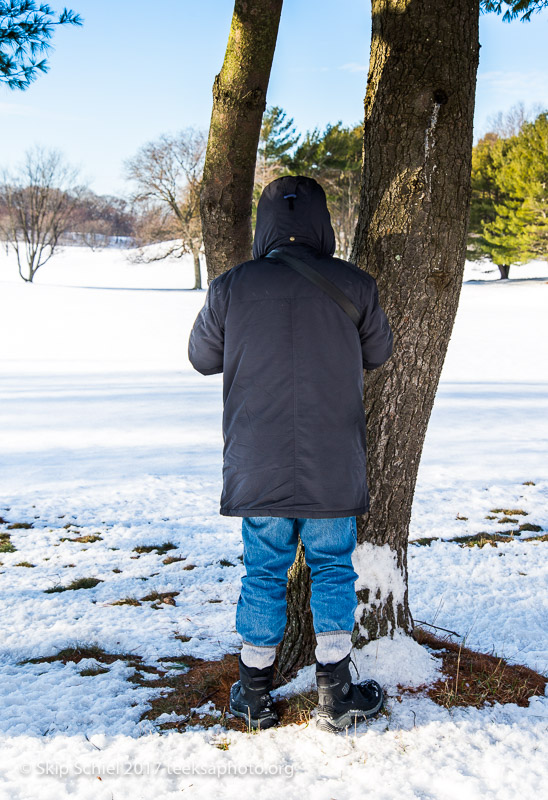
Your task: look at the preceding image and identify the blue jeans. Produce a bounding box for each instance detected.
[235,516,359,647]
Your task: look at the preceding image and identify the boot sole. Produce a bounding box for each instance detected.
[316,695,384,732]
[229,705,279,729]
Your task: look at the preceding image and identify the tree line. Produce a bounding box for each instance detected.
[0,112,363,284]
[2,103,546,284]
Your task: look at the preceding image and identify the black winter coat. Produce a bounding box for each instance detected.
[188,176,393,518]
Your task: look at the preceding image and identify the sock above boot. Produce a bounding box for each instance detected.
[315,631,352,666]
[240,642,277,670]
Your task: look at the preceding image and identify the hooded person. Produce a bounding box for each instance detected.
[188,175,393,731]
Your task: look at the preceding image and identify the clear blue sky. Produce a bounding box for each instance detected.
[1,0,547,197]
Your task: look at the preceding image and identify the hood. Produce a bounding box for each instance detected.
[252,175,336,259]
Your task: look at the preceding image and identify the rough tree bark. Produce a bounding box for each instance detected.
[498,264,510,279]
[274,540,316,683]
[349,0,480,645]
[200,0,283,280]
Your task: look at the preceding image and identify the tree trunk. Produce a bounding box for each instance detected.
[273,538,315,688]
[350,0,480,644]
[498,263,510,280]
[193,249,202,290]
[200,0,283,280]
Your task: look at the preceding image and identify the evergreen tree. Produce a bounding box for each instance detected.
[468,133,517,277]
[289,122,362,259]
[497,112,548,261]
[0,1,82,90]
[469,111,548,277]
[468,133,501,236]
[481,0,548,21]
[254,106,299,198]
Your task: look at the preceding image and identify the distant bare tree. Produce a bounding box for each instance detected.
[486,101,543,139]
[0,144,85,282]
[124,128,206,289]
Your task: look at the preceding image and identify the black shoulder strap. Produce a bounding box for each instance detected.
[266,249,361,328]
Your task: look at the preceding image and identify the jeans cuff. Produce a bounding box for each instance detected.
[242,639,281,648]
[316,630,354,637]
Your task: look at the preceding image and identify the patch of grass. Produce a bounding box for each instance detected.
[7,522,33,530]
[410,537,440,546]
[0,533,16,553]
[64,564,76,568]
[490,508,528,516]
[449,530,548,546]
[275,689,317,727]
[208,599,222,603]
[182,564,196,570]
[80,666,110,677]
[518,523,543,533]
[412,627,547,709]
[484,515,497,520]
[139,653,243,732]
[133,542,177,556]
[219,559,236,567]
[60,534,103,544]
[521,533,548,543]
[44,577,103,593]
[163,555,186,565]
[140,590,179,607]
[522,481,535,486]
[449,532,520,548]
[22,644,141,666]
[455,514,468,521]
[14,561,35,568]
[174,634,192,643]
[497,516,518,524]
[110,597,142,607]
[140,652,319,733]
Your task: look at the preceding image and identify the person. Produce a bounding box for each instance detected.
[188,175,393,732]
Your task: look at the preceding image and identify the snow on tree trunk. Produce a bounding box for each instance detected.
[200,0,283,280]
[350,0,480,644]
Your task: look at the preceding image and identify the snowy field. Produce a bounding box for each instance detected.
[0,244,547,799]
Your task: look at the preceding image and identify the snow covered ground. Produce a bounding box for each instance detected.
[0,245,547,799]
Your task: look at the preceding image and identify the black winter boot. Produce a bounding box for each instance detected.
[315,653,384,732]
[229,654,279,729]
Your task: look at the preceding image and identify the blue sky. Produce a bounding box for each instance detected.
[1,0,547,197]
